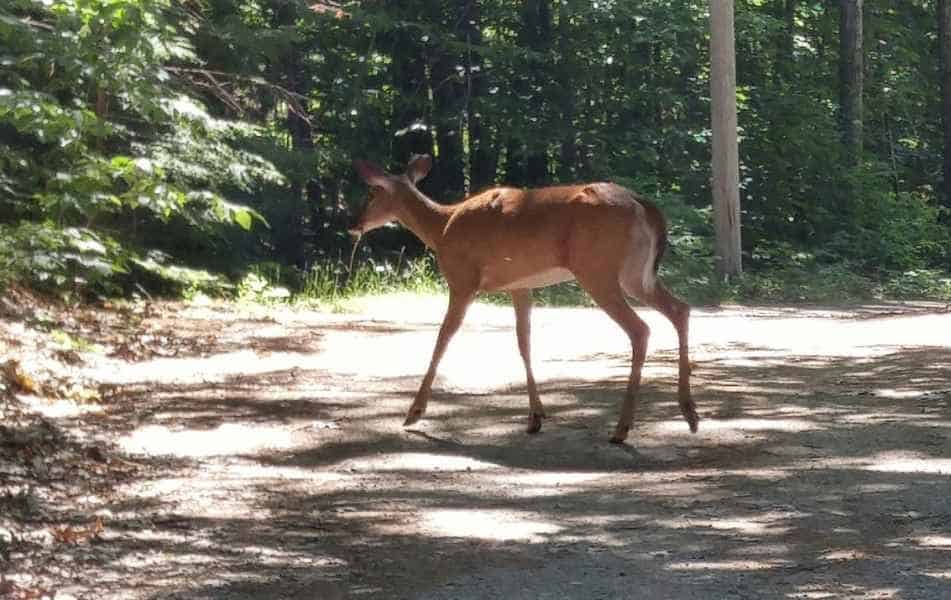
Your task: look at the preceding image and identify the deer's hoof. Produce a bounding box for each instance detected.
[610,425,630,444]
[526,412,543,434]
[684,408,700,433]
[403,409,424,427]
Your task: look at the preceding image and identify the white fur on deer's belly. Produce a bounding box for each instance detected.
[482,267,575,291]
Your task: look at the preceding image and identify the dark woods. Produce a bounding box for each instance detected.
[1,1,948,299]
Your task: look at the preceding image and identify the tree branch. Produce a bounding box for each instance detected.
[164,66,312,124]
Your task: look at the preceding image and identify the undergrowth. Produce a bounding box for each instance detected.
[228,254,951,310]
[229,255,448,311]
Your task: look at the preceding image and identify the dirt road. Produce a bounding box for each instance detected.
[3,296,950,599]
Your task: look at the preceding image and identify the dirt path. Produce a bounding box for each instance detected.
[2,295,950,599]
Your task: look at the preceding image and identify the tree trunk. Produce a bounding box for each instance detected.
[391,33,434,166]
[431,46,466,199]
[710,0,742,279]
[525,153,548,186]
[839,0,863,162]
[505,138,527,185]
[556,1,578,183]
[281,32,312,269]
[386,23,433,256]
[940,0,951,210]
[464,1,497,191]
[506,0,551,187]
[777,0,798,80]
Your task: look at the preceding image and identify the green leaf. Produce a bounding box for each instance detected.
[233,208,252,231]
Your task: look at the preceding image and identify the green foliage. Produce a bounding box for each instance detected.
[0,0,278,296]
[837,185,949,273]
[299,255,446,306]
[131,251,231,297]
[0,221,129,296]
[725,263,877,304]
[236,269,291,304]
[197,253,449,310]
[1,0,949,304]
[882,269,951,301]
[50,328,102,354]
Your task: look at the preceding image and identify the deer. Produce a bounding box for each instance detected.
[349,154,698,444]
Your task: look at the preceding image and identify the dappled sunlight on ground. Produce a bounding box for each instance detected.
[666,558,793,571]
[12,299,949,598]
[119,422,297,458]
[923,569,951,580]
[793,585,902,599]
[861,453,951,474]
[97,350,317,386]
[654,416,821,434]
[915,535,951,548]
[338,452,502,472]
[415,509,562,542]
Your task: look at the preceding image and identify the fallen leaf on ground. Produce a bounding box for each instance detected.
[54,349,84,365]
[109,342,142,361]
[0,577,53,600]
[2,360,40,395]
[50,517,104,545]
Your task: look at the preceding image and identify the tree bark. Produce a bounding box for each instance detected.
[391,33,434,166]
[777,0,798,80]
[431,46,466,199]
[556,1,578,183]
[506,0,551,186]
[464,1,497,191]
[839,0,863,163]
[504,138,527,185]
[940,0,951,210]
[278,6,312,269]
[710,0,742,279]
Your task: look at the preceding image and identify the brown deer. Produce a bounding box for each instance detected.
[350,155,698,443]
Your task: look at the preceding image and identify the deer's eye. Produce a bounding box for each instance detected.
[370,185,384,196]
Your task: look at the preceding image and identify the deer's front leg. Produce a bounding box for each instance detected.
[512,289,545,433]
[404,288,476,426]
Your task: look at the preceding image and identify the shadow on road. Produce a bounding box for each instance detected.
[16,306,951,599]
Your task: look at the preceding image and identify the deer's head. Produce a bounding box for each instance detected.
[349,154,433,236]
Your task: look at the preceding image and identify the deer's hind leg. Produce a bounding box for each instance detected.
[573,271,650,444]
[646,282,698,432]
[511,289,545,433]
[620,258,698,434]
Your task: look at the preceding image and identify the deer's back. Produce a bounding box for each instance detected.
[437,182,656,291]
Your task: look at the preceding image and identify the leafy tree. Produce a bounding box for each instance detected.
[0,0,947,301]
[0,0,278,294]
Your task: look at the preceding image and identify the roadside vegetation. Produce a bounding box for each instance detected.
[2,1,950,308]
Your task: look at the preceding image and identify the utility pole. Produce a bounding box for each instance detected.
[710,0,742,278]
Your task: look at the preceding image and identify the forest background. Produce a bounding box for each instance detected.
[2,0,950,306]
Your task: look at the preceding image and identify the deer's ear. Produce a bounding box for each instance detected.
[353,160,392,191]
[406,154,433,185]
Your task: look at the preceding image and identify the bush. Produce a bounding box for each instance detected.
[883,269,951,301]
[1,0,276,298]
[0,222,129,298]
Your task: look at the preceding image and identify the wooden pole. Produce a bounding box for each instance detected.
[710,0,742,278]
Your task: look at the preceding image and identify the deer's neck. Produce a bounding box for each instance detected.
[395,188,452,250]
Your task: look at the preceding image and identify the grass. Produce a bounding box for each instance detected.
[234,255,448,312]
[7,252,948,315]
[234,253,951,313]
[50,329,103,354]
[303,255,446,300]
[719,264,951,305]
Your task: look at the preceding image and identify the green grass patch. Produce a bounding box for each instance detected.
[232,253,951,311]
[719,264,951,305]
[232,256,448,312]
[50,329,103,354]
